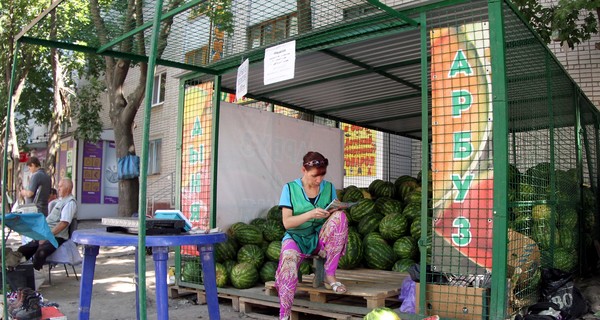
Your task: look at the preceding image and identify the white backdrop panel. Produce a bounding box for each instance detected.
[217,103,343,229]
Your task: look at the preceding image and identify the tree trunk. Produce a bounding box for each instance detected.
[114,121,140,216]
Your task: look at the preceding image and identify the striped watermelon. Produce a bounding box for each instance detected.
[379,213,409,241]
[267,205,283,221]
[358,213,384,235]
[402,202,421,221]
[265,241,282,261]
[223,259,236,278]
[392,258,416,273]
[208,262,229,287]
[237,244,265,269]
[259,261,278,283]
[338,231,363,269]
[392,236,418,260]
[299,261,312,275]
[214,236,239,262]
[262,219,285,241]
[375,197,403,216]
[230,262,259,289]
[405,188,422,204]
[371,181,395,199]
[233,224,264,245]
[343,186,364,202]
[250,217,267,230]
[227,222,247,238]
[348,198,376,223]
[368,180,385,195]
[410,216,431,240]
[363,232,396,270]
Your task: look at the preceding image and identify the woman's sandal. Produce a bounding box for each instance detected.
[324,281,347,294]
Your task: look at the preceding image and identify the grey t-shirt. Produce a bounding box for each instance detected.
[26,168,52,216]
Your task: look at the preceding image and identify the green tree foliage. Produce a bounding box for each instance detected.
[514,0,599,49]
[72,78,104,143]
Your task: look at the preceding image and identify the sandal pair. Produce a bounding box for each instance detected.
[324,281,347,294]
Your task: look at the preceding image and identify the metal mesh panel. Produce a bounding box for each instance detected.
[180,79,214,255]
[425,2,492,319]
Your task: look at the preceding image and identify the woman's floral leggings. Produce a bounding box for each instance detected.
[275,211,348,320]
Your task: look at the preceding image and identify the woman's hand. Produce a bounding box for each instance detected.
[311,208,330,220]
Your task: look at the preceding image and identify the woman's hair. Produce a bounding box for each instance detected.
[302,151,328,175]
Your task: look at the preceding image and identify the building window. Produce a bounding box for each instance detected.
[247,13,298,49]
[148,139,162,175]
[152,73,166,106]
[343,4,378,20]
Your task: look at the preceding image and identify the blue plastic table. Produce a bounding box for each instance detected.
[71,228,227,320]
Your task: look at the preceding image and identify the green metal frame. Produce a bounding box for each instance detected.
[488,0,509,318]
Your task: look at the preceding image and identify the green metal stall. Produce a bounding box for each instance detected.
[3,0,599,319]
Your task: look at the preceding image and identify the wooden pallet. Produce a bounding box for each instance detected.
[264,269,407,309]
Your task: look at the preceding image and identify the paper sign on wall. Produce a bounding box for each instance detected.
[236,58,249,100]
[264,40,296,85]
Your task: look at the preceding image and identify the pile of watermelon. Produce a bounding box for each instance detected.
[180,172,432,288]
[509,162,595,275]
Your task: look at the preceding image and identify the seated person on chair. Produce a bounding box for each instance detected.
[17,178,77,271]
[275,151,349,320]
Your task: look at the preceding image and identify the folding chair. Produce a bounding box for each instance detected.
[45,218,82,284]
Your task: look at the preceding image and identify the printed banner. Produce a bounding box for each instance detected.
[430,22,494,275]
[81,141,103,204]
[104,142,119,204]
[180,82,214,256]
[342,124,377,177]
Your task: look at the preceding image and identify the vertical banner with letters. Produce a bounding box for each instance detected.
[81,141,103,204]
[430,22,494,275]
[180,82,213,255]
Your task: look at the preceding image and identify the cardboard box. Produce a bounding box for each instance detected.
[507,229,540,279]
[415,283,489,320]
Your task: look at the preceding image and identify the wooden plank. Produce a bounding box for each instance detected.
[239,297,354,320]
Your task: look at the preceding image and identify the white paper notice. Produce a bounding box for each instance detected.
[263,40,296,85]
[236,58,249,100]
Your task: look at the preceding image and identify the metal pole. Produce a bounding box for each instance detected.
[2,40,21,320]
[210,75,222,229]
[137,0,164,318]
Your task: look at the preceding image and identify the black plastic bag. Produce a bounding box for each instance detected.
[541,268,588,320]
[515,302,565,320]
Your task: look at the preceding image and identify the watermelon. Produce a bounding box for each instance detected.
[348,198,376,223]
[379,213,409,241]
[237,244,265,269]
[230,262,259,289]
[363,232,396,270]
[558,206,578,229]
[182,258,202,284]
[262,219,286,241]
[259,261,278,283]
[368,180,385,195]
[227,222,247,238]
[338,231,363,270]
[392,258,416,273]
[405,188,422,204]
[393,236,418,260]
[214,236,239,262]
[410,216,431,239]
[375,197,403,216]
[402,202,421,221]
[249,217,267,230]
[343,186,364,202]
[395,177,419,202]
[531,220,558,249]
[223,260,236,278]
[371,181,395,199]
[532,204,552,221]
[553,248,577,271]
[558,228,577,250]
[267,205,283,221]
[510,214,533,234]
[299,261,312,275]
[358,213,384,236]
[364,307,401,320]
[205,262,228,287]
[265,241,282,261]
[233,224,264,245]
